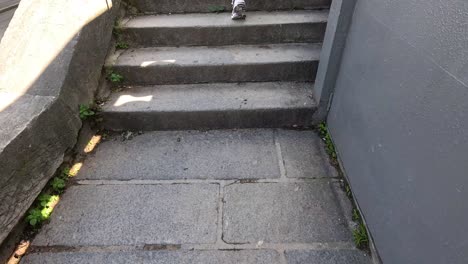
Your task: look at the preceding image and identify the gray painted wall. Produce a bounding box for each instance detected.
[326,0,468,263]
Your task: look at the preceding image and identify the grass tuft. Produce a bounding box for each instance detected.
[318,122,337,160]
[353,222,369,249]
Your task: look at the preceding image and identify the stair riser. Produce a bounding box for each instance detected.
[101,108,315,131]
[123,23,326,47]
[113,62,318,85]
[132,0,331,14]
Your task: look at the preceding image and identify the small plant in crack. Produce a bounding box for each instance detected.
[79,104,96,120]
[25,166,71,227]
[352,208,361,221]
[112,20,123,39]
[61,167,71,178]
[116,41,129,50]
[50,177,66,193]
[25,208,43,227]
[353,222,369,249]
[26,194,59,227]
[107,70,124,84]
[318,122,337,160]
[345,183,352,198]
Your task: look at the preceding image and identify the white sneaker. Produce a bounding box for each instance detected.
[231,0,246,20]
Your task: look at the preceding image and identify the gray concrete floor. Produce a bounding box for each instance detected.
[22,129,372,264]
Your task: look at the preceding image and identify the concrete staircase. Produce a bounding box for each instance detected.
[22,1,372,263]
[100,4,330,131]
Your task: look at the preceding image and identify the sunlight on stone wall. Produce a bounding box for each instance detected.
[0,0,113,111]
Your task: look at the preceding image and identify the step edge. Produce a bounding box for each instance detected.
[122,10,329,29]
[108,43,323,67]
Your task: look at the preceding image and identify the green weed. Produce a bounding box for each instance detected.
[116,41,129,49]
[353,222,369,249]
[25,208,43,227]
[25,166,72,227]
[61,167,71,178]
[107,71,124,83]
[79,104,96,120]
[112,21,123,39]
[26,194,59,227]
[345,184,352,198]
[50,177,66,193]
[318,122,337,160]
[352,208,361,221]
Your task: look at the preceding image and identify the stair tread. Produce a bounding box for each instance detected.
[130,0,331,14]
[113,43,321,67]
[102,82,316,113]
[123,10,328,28]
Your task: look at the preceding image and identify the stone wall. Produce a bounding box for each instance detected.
[0,0,121,244]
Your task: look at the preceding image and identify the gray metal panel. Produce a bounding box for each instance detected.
[328,0,468,263]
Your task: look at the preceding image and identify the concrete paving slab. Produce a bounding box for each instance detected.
[277,130,338,178]
[223,182,352,243]
[77,129,280,180]
[111,43,321,85]
[22,250,282,264]
[33,184,219,246]
[101,82,316,130]
[122,10,328,46]
[286,249,371,264]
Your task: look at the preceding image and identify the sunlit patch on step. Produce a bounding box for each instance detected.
[141,60,176,67]
[69,162,83,178]
[84,135,102,153]
[114,95,153,107]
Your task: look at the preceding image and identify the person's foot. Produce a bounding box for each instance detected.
[231,2,246,20]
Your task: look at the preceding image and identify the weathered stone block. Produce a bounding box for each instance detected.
[0,96,80,244]
[223,182,352,243]
[22,250,282,264]
[286,250,371,264]
[277,130,338,178]
[77,129,281,180]
[33,184,219,246]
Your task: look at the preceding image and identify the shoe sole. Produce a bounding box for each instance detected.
[232,4,246,20]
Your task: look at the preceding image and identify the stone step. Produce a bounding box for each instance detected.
[75,129,335,181]
[121,10,328,47]
[110,43,321,85]
[100,82,317,131]
[130,0,331,14]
